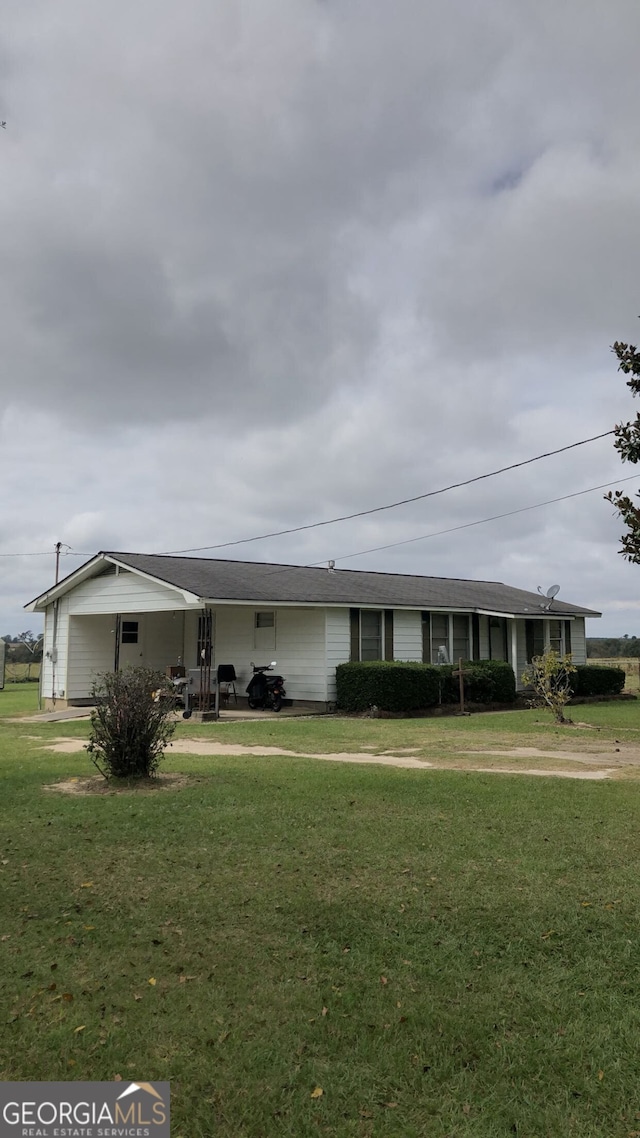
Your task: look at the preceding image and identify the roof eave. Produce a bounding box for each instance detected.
[25,553,108,611]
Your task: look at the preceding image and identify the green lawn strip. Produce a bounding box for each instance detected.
[3,685,640,751]
[2,745,640,1136]
[4,701,640,804]
[167,701,640,753]
[0,684,41,717]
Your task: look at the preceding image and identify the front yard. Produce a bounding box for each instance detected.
[3,689,640,1135]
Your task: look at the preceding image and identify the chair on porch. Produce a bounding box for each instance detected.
[216,664,238,705]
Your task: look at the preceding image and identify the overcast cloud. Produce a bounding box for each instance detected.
[2,0,640,636]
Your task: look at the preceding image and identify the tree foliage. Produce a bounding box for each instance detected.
[606,340,640,561]
[521,649,577,724]
[587,635,640,658]
[87,667,176,780]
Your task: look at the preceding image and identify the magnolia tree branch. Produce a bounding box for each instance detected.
[607,338,640,560]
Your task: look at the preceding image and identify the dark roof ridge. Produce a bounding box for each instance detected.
[103,551,504,588]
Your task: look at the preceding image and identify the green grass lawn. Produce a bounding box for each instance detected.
[3,692,640,1135]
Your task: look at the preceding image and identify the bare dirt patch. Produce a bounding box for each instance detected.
[42,737,435,769]
[39,736,633,779]
[43,772,196,796]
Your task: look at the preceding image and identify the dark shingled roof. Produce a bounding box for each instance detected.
[105,552,600,618]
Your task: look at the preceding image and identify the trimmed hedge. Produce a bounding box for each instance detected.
[335,662,440,713]
[571,664,626,697]
[438,660,517,705]
[335,658,516,713]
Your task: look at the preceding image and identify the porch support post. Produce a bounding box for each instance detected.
[511,620,518,686]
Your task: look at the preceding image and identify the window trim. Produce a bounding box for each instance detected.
[422,612,472,664]
[254,610,276,651]
[350,608,391,662]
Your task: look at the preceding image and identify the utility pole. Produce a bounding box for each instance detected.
[55,542,62,584]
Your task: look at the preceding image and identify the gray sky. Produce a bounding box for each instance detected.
[3,0,640,636]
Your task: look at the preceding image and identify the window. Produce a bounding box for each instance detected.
[526,620,574,662]
[525,620,545,663]
[548,620,563,654]
[361,611,382,661]
[254,610,276,652]
[121,621,138,644]
[430,614,449,663]
[452,614,470,662]
[422,613,471,664]
[255,612,275,629]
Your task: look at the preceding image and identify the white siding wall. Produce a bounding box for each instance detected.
[188,605,331,703]
[571,618,587,665]
[210,607,253,689]
[67,615,115,698]
[393,610,423,661]
[273,608,327,701]
[326,608,350,702]
[41,597,70,699]
[68,569,189,614]
[183,610,201,669]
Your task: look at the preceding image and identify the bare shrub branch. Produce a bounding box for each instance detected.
[86,667,176,780]
[521,650,577,724]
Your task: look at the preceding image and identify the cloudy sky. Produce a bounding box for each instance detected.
[2,0,640,636]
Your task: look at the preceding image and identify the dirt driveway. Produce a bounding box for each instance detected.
[40,736,640,779]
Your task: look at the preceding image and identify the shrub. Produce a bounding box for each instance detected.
[335,658,517,713]
[469,661,516,703]
[439,660,517,705]
[335,662,441,713]
[572,664,626,697]
[522,650,576,724]
[86,667,176,779]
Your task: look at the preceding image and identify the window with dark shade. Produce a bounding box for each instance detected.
[121,621,138,644]
[361,611,382,660]
[255,612,275,629]
[452,614,469,662]
[430,614,449,663]
[565,621,572,654]
[525,620,545,662]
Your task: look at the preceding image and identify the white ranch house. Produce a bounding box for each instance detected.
[26,552,601,710]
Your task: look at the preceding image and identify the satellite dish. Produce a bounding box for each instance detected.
[537,584,560,610]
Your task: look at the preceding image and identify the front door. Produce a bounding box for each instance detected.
[118,616,144,669]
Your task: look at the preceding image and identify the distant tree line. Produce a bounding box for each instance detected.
[587,636,640,658]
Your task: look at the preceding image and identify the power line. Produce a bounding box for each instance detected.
[0,431,621,563]
[161,430,615,555]
[315,474,638,565]
[0,550,63,558]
